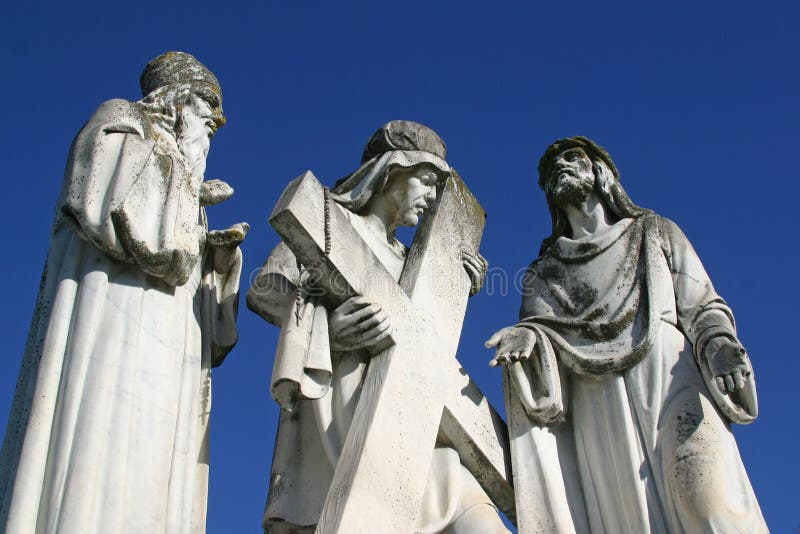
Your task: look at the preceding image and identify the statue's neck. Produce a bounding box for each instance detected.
[562,193,615,240]
[361,200,399,244]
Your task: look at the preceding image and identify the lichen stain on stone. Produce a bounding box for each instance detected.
[564,280,598,312]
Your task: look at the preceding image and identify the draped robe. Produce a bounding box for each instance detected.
[506,214,767,533]
[0,99,242,534]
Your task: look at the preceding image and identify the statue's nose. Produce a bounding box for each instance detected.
[212,107,227,128]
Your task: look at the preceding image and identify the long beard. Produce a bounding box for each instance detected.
[177,114,210,178]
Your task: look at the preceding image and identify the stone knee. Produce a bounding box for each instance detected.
[446,504,510,534]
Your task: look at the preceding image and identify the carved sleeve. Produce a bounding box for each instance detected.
[246,242,300,327]
[660,217,740,361]
[58,100,205,286]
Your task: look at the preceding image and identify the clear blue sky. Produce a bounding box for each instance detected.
[1,1,797,532]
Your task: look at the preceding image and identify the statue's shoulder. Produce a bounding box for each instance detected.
[82,98,151,140]
[646,214,688,245]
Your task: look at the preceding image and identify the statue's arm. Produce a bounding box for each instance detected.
[59,99,209,286]
[662,217,758,421]
[246,242,299,327]
[485,263,565,423]
[661,218,739,356]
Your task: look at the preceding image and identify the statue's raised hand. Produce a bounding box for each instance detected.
[200,179,235,206]
[707,337,752,394]
[484,326,537,367]
[462,250,488,296]
[329,296,392,352]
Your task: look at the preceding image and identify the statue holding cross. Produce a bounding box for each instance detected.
[247,121,514,533]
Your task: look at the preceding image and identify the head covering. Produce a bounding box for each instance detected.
[331,120,450,212]
[360,120,447,163]
[537,136,619,190]
[140,51,220,98]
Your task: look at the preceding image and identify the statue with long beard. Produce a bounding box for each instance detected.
[0,51,247,534]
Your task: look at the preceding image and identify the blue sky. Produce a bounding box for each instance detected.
[1,1,798,532]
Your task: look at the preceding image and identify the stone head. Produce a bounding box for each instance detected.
[331,120,451,226]
[139,52,226,136]
[538,136,619,206]
[536,136,648,251]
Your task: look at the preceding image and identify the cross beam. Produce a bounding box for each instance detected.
[270,170,514,533]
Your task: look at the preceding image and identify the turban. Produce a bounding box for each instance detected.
[140,51,220,98]
[538,136,620,190]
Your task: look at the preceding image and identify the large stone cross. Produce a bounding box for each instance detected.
[270,170,515,533]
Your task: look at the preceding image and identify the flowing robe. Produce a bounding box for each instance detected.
[506,214,766,533]
[248,209,492,534]
[0,99,242,534]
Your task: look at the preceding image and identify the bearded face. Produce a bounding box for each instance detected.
[546,147,595,207]
[176,88,224,178]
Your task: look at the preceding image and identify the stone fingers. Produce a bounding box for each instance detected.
[715,376,726,393]
[351,319,393,350]
[339,306,386,337]
[724,374,735,392]
[732,369,745,390]
[336,296,371,315]
[462,251,485,296]
[489,354,510,367]
[716,370,748,393]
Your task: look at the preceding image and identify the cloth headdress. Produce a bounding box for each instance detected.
[140,51,220,98]
[331,120,451,212]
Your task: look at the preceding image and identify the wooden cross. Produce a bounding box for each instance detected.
[270,170,515,533]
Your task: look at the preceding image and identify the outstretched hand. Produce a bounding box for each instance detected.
[207,222,249,248]
[707,337,752,394]
[329,296,392,352]
[208,222,249,273]
[485,326,537,367]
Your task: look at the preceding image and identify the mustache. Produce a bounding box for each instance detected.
[552,166,577,177]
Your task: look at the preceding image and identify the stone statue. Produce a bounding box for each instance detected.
[0,52,247,533]
[486,137,767,533]
[248,121,511,533]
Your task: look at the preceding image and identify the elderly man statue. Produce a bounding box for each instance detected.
[486,137,767,533]
[248,120,508,533]
[0,52,247,533]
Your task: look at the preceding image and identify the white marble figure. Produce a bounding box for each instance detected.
[248,121,508,534]
[0,52,247,533]
[486,136,767,533]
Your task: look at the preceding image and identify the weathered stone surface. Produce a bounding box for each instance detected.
[0,51,247,534]
[251,121,512,533]
[487,136,767,533]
